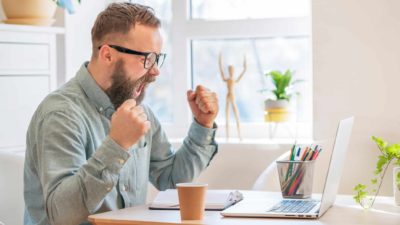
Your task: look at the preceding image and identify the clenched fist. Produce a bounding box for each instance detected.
[187,85,218,128]
[109,99,150,150]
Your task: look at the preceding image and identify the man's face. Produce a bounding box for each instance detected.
[105,24,163,109]
[106,59,156,109]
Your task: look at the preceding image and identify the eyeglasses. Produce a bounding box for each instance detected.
[98,44,166,69]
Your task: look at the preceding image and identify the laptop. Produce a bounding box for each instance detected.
[221,117,354,219]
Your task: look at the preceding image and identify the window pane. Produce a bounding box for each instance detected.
[191,37,312,124]
[131,0,173,122]
[191,0,310,20]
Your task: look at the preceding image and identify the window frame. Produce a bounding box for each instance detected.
[160,0,312,140]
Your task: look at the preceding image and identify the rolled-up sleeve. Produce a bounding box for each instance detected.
[148,107,218,191]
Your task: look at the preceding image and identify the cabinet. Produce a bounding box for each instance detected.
[0,24,64,149]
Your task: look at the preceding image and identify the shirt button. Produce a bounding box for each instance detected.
[106,187,112,191]
[206,136,212,141]
[121,185,126,191]
[119,159,125,164]
[99,107,103,112]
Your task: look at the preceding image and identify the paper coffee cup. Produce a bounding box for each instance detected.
[176,183,208,220]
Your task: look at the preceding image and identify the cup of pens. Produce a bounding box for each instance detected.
[276,145,322,199]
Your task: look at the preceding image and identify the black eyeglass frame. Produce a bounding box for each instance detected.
[98,44,166,69]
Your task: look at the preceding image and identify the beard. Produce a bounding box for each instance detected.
[105,60,155,109]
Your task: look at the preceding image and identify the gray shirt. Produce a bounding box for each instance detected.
[23,63,218,225]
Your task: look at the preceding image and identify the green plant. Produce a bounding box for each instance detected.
[259,70,303,101]
[52,0,81,14]
[353,136,400,209]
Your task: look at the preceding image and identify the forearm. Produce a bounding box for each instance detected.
[172,135,218,181]
[150,121,218,190]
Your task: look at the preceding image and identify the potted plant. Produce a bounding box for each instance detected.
[1,0,79,26]
[353,136,400,208]
[260,70,302,122]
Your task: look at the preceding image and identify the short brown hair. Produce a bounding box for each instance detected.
[91,2,161,58]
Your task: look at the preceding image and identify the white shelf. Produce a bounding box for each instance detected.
[0,26,58,148]
[0,23,65,34]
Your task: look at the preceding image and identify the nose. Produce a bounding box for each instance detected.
[148,64,160,77]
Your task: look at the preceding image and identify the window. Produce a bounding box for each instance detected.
[191,37,311,124]
[134,0,312,140]
[133,0,173,122]
[190,0,310,20]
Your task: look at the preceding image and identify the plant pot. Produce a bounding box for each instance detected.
[264,99,290,122]
[1,0,57,26]
[394,167,400,206]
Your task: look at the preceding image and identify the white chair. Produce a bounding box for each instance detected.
[0,148,25,225]
[252,150,290,191]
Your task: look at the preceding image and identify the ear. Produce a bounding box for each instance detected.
[98,45,114,65]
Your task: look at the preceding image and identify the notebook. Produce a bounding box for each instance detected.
[221,117,354,219]
[149,189,243,211]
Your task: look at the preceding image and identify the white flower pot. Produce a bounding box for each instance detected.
[264,99,289,109]
[394,167,400,206]
[264,99,290,122]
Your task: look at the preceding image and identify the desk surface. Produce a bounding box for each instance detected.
[88,191,400,225]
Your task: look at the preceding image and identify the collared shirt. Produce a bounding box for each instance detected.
[23,63,218,225]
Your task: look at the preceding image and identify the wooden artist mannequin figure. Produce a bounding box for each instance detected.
[218,53,247,140]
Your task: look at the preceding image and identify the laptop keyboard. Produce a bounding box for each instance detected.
[267,200,317,213]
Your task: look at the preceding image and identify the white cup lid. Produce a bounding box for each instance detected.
[176,183,208,187]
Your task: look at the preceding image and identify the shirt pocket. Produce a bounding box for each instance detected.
[133,142,150,190]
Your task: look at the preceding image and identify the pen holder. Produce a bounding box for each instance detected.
[276,160,315,199]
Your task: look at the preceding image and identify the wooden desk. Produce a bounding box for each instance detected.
[89,191,400,225]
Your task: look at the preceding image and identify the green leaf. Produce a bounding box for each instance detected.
[269,71,282,85]
[353,195,360,203]
[354,184,366,191]
[353,184,368,204]
[264,70,299,100]
[372,136,387,152]
[375,155,388,174]
[291,79,305,85]
[387,144,400,158]
[371,178,377,185]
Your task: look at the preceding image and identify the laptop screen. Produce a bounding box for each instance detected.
[318,117,354,216]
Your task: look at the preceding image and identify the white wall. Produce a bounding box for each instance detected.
[313,0,400,195]
[64,1,110,79]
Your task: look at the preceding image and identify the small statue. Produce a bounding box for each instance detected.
[218,53,247,140]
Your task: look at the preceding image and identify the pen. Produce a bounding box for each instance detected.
[301,147,309,160]
[288,142,296,160]
[296,147,301,160]
[306,150,315,161]
[285,143,297,181]
[312,147,323,160]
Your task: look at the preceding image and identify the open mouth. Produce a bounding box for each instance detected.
[134,82,146,98]
[133,76,156,99]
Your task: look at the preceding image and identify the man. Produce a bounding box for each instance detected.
[23,3,219,225]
